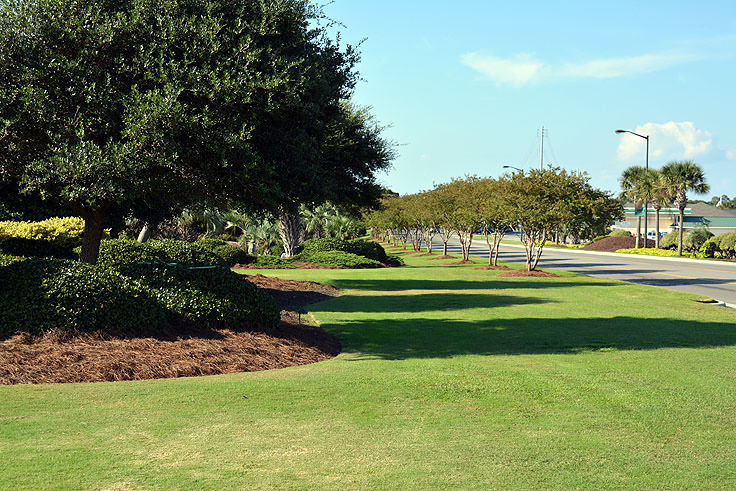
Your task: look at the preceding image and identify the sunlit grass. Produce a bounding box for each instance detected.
[2,254,735,489]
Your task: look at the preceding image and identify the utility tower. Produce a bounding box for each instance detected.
[537,126,546,171]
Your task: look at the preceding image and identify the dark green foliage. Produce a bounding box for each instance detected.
[0,237,76,259]
[118,264,280,330]
[298,238,388,263]
[584,235,609,246]
[684,226,713,252]
[96,239,226,270]
[659,232,679,250]
[193,239,251,266]
[714,233,736,259]
[384,254,405,267]
[0,258,166,335]
[609,229,632,237]
[699,238,718,258]
[294,250,381,268]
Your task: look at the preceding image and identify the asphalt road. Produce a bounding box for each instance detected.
[431,235,736,307]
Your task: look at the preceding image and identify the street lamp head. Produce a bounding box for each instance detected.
[615,129,627,134]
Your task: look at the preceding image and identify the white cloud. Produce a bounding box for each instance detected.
[461,51,698,86]
[460,52,543,87]
[616,122,713,162]
[726,150,736,161]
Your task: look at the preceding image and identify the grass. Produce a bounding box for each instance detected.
[2,254,736,489]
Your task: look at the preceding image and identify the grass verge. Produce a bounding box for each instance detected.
[1,255,735,489]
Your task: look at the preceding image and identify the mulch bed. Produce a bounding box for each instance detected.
[582,236,655,252]
[498,270,560,278]
[427,255,456,260]
[0,275,341,385]
[473,265,513,270]
[445,259,478,265]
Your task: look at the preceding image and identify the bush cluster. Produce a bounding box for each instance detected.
[193,238,252,266]
[609,229,632,237]
[96,239,227,270]
[298,238,388,263]
[0,237,77,259]
[0,217,87,247]
[293,250,381,268]
[698,232,736,259]
[1,238,281,336]
[658,232,680,250]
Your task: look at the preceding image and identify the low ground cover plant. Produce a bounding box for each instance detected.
[298,238,388,263]
[616,247,695,258]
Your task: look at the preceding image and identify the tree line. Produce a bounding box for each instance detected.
[365,168,623,271]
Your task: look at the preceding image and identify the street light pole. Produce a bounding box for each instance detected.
[615,129,650,248]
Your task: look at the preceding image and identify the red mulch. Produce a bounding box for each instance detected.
[582,236,655,252]
[0,275,341,385]
[416,252,437,257]
[445,259,478,265]
[498,270,560,278]
[427,255,456,260]
[473,265,513,270]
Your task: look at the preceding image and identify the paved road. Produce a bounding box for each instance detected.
[431,235,736,307]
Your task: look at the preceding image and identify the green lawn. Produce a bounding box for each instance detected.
[2,254,735,489]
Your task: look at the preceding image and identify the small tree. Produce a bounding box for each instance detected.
[477,177,513,266]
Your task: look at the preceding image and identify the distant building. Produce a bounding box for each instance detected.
[615,202,736,236]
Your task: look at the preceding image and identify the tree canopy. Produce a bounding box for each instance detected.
[0,0,392,263]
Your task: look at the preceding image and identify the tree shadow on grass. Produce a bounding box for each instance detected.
[323,292,552,313]
[321,315,736,360]
[332,278,617,292]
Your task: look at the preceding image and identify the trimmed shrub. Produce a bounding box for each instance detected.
[96,239,227,270]
[658,232,680,250]
[384,254,405,267]
[194,239,251,266]
[294,250,381,268]
[0,258,167,335]
[0,216,87,247]
[609,229,632,237]
[714,232,736,259]
[684,227,713,252]
[0,237,77,259]
[120,264,280,330]
[698,238,718,259]
[252,255,294,268]
[584,235,609,246]
[298,238,388,263]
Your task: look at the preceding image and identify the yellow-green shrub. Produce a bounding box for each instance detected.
[616,248,694,258]
[0,217,87,247]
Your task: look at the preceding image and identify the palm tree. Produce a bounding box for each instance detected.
[661,161,710,256]
[241,219,280,255]
[649,170,672,249]
[619,166,647,248]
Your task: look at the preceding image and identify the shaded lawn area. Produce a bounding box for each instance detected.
[2,255,736,489]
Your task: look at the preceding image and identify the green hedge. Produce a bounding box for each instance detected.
[0,217,87,247]
[659,232,680,250]
[97,239,227,270]
[298,238,388,263]
[0,237,77,259]
[0,258,166,335]
[0,255,280,336]
[293,250,381,268]
[193,239,252,266]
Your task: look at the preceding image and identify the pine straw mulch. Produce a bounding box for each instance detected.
[582,236,655,252]
[0,275,341,385]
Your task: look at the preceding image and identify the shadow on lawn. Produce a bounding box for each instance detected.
[332,278,616,292]
[323,292,551,313]
[321,315,736,359]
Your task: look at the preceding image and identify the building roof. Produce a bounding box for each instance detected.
[687,202,736,218]
[682,216,736,228]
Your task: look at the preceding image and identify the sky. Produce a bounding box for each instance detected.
[322,0,736,199]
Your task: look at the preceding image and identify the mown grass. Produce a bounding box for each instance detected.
[2,254,735,489]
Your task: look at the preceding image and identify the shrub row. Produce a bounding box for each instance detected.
[0,237,77,259]
[96,239,227,270]
[193,238,252,266]
[298,238,388,263]
[0,217,88,247]
[699,232,736,259]
[293,250,381,268]
[615,248,695,258]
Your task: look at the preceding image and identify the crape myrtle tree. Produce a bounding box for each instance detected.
[505,167,618,271]
[0,0,389,264]
[428,182,456,257]
[444,176,483,262]
[477,177,514,267]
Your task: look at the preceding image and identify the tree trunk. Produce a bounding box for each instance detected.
[78,207,108,265]
[655,208,661,248]
[442,240,448,256]
[278,211,302,258]
[678,208,685,256]
[635,216,641,248]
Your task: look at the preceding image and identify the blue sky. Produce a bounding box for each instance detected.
[323,1,736,199]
